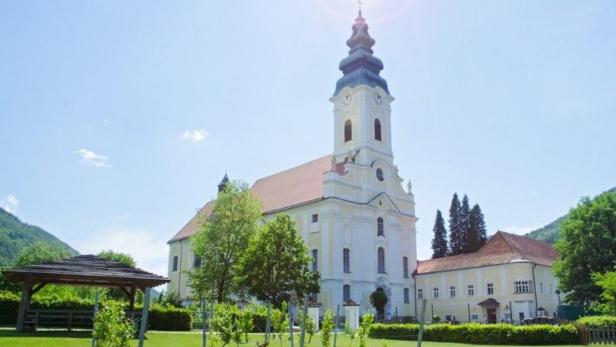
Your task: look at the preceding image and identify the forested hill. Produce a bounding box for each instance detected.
[526,186,616,244]
[0,208,78,267]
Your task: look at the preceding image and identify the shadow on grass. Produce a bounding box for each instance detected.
[0,329,91,339]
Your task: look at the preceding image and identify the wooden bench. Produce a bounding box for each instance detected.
[24,309,142,331]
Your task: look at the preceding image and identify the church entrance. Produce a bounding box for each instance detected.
[487,308,497,323]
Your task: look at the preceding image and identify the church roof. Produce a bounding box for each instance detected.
[168,155,333,243]
[334,11,389,95]
[415,231,557,275]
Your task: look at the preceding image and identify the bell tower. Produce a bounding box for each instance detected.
[331,12,394,167]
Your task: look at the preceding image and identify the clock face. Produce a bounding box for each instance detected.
[343,94,352,105]
[374,93,383,105]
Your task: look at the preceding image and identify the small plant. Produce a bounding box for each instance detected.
[345,322,356,347]
[358,313,374,347]
[321,310,334,347]
[432,315,441,323]
[210,304,242,347]
[238,308,254,343]
[298,310,316,344]
[92,299,135,347]
[271,303,289,347]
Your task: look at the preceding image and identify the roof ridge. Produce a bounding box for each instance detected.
[492,230,519,256]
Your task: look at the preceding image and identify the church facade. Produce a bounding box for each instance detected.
[167,12,418,319]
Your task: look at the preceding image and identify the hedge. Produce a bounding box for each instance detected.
[0,292,192,331]
[577,315,616,328]
[369,323,580,345]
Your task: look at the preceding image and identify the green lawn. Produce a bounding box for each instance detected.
[0,329,599,347]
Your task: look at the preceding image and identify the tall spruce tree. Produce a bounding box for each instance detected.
[431,210,448,258]
[460,195,471,253]
[467,204,480,252]
[448,193,463,255]
[475,204,488,247]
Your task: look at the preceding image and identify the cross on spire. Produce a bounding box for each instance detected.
[357,0,363,15]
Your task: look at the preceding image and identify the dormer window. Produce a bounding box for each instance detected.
[374,119,382,141]
[344,119,352,142]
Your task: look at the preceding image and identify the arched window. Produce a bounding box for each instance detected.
[344,119,352,142]
[374,118,382,141]
[172,256,179,272]
[343,248,350,273]
[377,217,384,237]
[377,247,386,273]
[343,284,351,302]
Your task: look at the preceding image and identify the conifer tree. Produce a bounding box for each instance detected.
[468,204,488,252]
[431,210,448,258]
[448,193,463,255]
[460,195,471,253]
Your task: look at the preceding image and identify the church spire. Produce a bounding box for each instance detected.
[334,11,389,96]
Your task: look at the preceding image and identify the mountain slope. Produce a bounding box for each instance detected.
[0,208,78,267]
[526,187,616,244]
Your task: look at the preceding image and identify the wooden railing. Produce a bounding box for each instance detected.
[579,326,616,345]
[24,309,142,331]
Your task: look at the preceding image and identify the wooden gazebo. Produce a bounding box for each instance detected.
[2,254,169,346]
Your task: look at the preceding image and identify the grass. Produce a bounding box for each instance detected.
[0,329,600,347]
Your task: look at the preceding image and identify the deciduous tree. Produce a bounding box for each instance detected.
[554,191,616,305]
[189,181,262,303]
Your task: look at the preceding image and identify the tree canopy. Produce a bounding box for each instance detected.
[98,250,136,268]
[431,210,448,258]
[236,214,319,308]
[554,191,616,305]
[189,181,262,302]
[448,193,463,255]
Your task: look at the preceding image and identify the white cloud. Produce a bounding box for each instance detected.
[74,149,111,168]
[181,129,209,142]
[500,225,541,235]
[1,194,19,214]
[74,224,169,282]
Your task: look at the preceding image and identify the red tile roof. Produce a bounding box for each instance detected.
[415,231,557,275]
[168,155,333,243]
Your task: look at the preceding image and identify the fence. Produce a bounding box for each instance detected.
[579,326,616,345]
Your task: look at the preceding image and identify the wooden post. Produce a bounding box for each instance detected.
[138,288,151,347]
[265,304,271,342]
[417,299,427,347]
[299,295,308,347]
[289,302,294,347]
[92,290,100,347]
[129,286,137,311]
[16,279,33,332]
[333,304,340,347]
[206,297,207,347]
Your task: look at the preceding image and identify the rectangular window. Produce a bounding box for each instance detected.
[487,283,494,295]
[343,248,350,273]
[471,314,479,321]
[513,280,533,294]
[343,285,351,302]
[311,213,319,223]
[404,288,410,304]
[172,256,178,272]
[417,289,423,300]
[311,249,318,272]
[433,287,439,299]
[449,286,456,298]
[193,256,201,268]
[467,285,474,296]
[540,282,544,294]
[403,257,409,278]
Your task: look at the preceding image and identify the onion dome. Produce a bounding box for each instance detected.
[334,11,389,96]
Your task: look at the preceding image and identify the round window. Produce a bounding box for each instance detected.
[376,168,384,182]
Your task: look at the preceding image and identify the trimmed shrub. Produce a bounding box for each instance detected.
[577,315,616,328]
[369,323,580,345]
[147,305,192,331]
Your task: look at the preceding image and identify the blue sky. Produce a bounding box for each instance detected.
[1,0,615,276]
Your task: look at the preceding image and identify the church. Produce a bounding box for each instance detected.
[167,12,418,319]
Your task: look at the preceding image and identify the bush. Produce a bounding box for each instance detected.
[147,304,192,331]
[369,323,580,345]
[93,300,135,347]
[577,315,616,328]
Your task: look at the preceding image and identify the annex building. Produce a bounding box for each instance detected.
[167,12,418,319]
[414,231,560,324]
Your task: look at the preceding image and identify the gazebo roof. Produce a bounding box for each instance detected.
[2,254,168,290]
